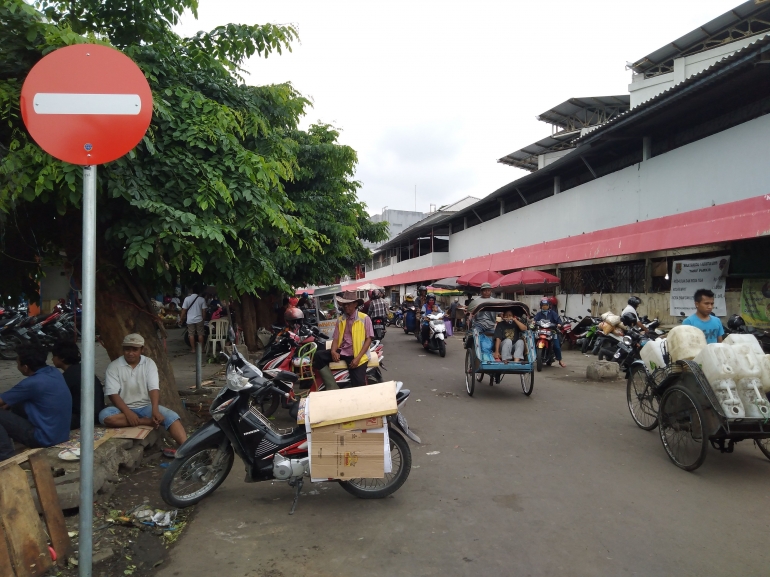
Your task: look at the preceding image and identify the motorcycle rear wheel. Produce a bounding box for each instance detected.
[340,429,411,499]
[581,336,591,354]
[160,444,234,508]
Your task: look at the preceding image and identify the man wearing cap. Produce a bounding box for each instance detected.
[471,282,498,333]
[312,292,374,388]
[99,334,187,447]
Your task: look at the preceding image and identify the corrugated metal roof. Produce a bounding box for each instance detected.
[629,1,770,77]
[576,32,770,146]
[536,96,630,131]
[497,130,579,172]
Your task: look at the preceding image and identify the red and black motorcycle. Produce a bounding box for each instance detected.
[534,319,557,372]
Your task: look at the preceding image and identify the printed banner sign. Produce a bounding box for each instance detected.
[317,319,337,338]
[740,278,770,326]
[670,257,729,317]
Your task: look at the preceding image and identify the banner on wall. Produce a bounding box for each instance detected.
[740,279,770,326]
[670,257,730,317]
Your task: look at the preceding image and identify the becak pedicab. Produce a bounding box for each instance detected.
[463,299,535,397]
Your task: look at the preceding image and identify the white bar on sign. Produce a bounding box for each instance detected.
[33,93,141,115]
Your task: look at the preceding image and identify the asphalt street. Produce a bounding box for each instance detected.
[158,331,770,577]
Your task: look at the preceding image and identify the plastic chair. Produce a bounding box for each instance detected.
[292,342,317,392]
[205,319,230,357]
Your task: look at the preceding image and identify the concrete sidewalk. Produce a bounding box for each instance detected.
[0,327,222,395]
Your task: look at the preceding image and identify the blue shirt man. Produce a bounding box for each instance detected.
[0,346,72,460]
[682,288,724,344]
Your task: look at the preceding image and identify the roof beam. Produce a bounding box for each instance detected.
[581,156,597,179]
[514,187,528,205]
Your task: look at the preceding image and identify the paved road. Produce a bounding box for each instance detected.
[158,332,770,577]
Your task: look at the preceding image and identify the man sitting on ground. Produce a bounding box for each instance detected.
[52,340,105,430]
[99,333,187,448]
[493,309,528,363]
[0,344,72,461]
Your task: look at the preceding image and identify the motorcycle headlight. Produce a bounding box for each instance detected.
[622,336,632,346]
[226,370,252,391]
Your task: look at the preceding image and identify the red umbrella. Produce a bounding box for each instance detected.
[492,270,560,292]
[456,270,503,288]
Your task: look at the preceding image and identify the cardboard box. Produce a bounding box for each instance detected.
[310,429,385,479]
[323,416,383,432]
[308,381,397,428]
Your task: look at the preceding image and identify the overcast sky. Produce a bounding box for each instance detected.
[176,0,743,215]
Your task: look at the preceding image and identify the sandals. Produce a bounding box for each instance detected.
[559,361,567,368]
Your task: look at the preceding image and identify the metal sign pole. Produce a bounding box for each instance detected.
[79,165,97,577]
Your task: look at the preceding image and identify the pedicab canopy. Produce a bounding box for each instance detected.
[467,298,530,318]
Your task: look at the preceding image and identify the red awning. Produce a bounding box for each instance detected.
[342,195,770,289]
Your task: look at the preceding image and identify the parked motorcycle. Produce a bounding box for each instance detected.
[724,314,770,353]
[257,327,385,416]
[422,312,447,357]
[534,318,557,371]
[388,307,404,329]
[160,346,419,513]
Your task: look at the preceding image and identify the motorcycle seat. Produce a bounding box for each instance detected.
[329,355,379,370]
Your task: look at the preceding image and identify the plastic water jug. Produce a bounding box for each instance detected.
[693,344,745,418]
[736,377,770,419]
[729,344,763,380]
[667,325,707,362]
[712,379,746,418]
[723,333,764,356]
[758,354,770,393]
[640,339,666,372]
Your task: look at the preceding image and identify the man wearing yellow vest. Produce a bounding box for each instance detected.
[312,291,374,389]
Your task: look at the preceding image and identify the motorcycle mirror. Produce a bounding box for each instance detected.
[578,316,583,319]
[560,309,565,313]
[587,309,591,313]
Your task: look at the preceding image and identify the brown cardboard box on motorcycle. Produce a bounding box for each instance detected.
[306,381,397,479]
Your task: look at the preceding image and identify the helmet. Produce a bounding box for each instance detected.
[539,298,550,307]
[727,314,746,331]
[426,293,436,303]
[301,292,308,298]
[370,290,377,299]
[418,285,427,292]
[284,306,304,323]
[548,296,558,307]
[628,296,642,308]
[621,312,637,328]
[405,294,414,302]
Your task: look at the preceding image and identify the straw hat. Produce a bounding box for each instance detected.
[335,291,364,306]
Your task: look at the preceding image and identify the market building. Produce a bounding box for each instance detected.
[341,1,770,326]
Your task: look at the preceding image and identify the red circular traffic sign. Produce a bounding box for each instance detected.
[20,44,152,165]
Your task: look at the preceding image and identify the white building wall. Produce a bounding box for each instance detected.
[629,34,768,108]
[362,252,451,281]
[449,113,770,261]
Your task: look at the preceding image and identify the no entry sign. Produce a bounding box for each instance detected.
[20,44,152,165]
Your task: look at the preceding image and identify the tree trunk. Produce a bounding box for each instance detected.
[94,266,188,424]
[236,293,278,352]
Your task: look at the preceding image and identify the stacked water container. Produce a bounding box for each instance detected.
[693,334,770,419]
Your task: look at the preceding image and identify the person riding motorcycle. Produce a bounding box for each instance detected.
[401,293,415,309]
[533,298,566,367]
[367,289,388,323]
[420,294,442,348]
[621,296,645,330]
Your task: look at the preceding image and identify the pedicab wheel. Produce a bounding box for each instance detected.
[464,349,475,396]
[658,384,708,471]
[755,439,770,461]
[520,370,534,396]
[626,366,659,430]
[340,429,411,499]
[536,348,543,372]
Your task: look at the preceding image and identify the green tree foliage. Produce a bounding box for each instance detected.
[0,0,386,305]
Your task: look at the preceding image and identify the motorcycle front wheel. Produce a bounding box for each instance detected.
[160,444,234,508]
[438,339,446,357]
[339,429,411,499]
[395,318,404,328]
[536,348,543,372]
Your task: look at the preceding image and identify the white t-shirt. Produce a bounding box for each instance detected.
[182,294,207,323]
[621,305,639,322]
[104,355,160,409]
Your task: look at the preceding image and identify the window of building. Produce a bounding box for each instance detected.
[560,261,645,294]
